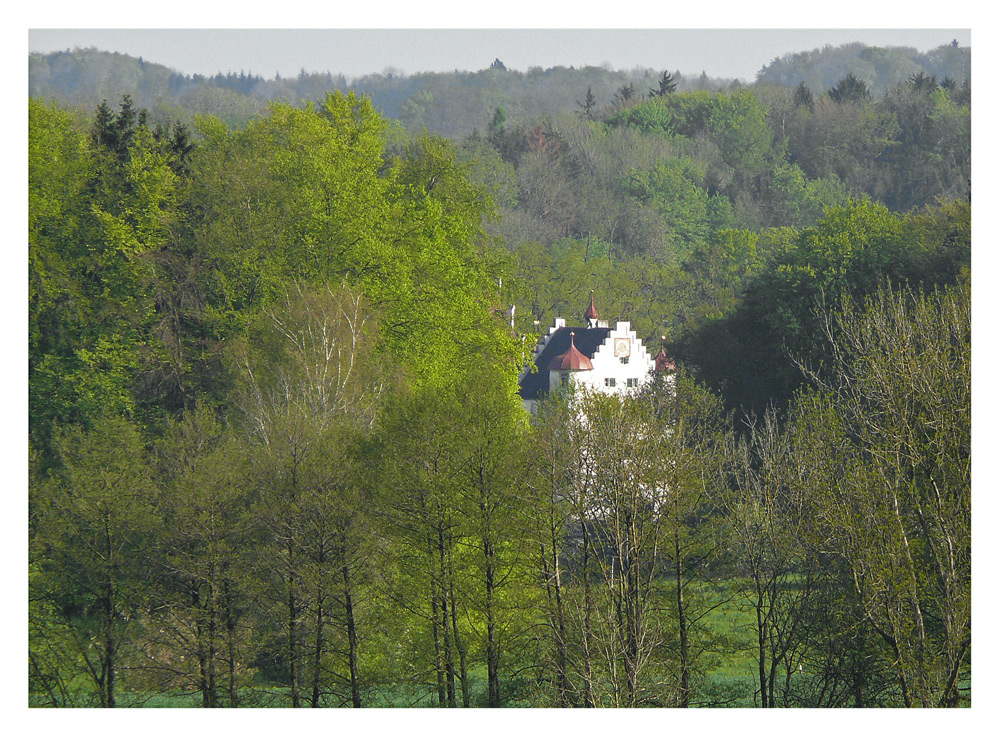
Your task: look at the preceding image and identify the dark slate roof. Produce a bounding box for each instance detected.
[548,332,594,371]
[519,326,611,400]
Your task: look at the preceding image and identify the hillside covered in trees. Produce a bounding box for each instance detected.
[28,40,970,708]
[30,41,970,136]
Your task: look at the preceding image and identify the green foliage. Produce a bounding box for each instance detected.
[607,97,680,135]
[93,125,180,257]
[792,82,814,109]
[373,359,532,706]
[675,199,969,415]
[185,95,522,393]
[459,135,519,209]
[608,90,721,137]
[28,98,93,376]
[507,238,683,345]
[29,95,189,451]
[577,86,598,120]
[794,281,971,706]
[651,70,679,97]
[27,46,973,706]
[707,90,776,178]
[188,93,391,326]
[29,563,92,706]
[756,42,968,97]
[624,157,715,257]
[828,73,871,104]
[33,414,158,707]
[759,163,848,228]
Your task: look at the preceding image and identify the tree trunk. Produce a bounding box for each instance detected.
[102,606,118,709]
[103,589,116,708]
[756,582,768,708]
[938,636,969,707]
[484,531,500,707]
[310,594,324,708]
[224,582,239,708]
[430,581,446,706]
[891,479,929,707]
[102,519,117,709]
[543,533,571,706]
[437,522,457,707]
[447,544,470,707]
[620,510,641,708]
[624,553,640,707]
[288,582,300,708]
[342,564,362,708]
[441,590,456,707]
[194,584,208,706]
[611,558,626,706]
[285,467,301,708]
[553,548,571,707]
[580,517,595,708]
[207,579,218,708]
[674,530,690,708]
[193,583,212,708]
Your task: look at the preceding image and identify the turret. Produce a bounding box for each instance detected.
[654,336,676,373]
[585,290,600,328]
[549,331,594,371]
[548,331,593,391]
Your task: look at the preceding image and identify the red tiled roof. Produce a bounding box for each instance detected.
[655,346,676,372]
[548,332,594,371]
[520,326,610,399]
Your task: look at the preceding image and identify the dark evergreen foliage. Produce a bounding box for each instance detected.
[828,74,871,104]
[27,40,972,707]
[650,70,678,97]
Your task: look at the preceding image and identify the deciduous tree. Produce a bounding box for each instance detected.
[33,415,158,707]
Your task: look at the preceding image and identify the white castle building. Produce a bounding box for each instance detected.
[518,292,675,412]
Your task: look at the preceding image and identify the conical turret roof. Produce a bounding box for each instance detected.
[654,337,676,373]
[548,332,594,371]
[584,290,600,321]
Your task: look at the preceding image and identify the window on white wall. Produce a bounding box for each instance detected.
[604,377,616,387]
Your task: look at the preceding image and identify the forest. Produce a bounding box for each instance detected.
[28,41,970,708]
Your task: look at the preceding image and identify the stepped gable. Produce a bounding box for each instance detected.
[519,326,611,400]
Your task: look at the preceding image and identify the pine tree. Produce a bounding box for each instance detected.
[793,81,814,110]
[577,86,598,120]
[828,74,871,104]
[650,70,678,97]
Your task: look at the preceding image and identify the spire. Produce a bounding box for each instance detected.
[585,290,600,328]
[548,331,594,371]
[654,336,676,373]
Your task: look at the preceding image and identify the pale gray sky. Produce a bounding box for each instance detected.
[28,27,972,83]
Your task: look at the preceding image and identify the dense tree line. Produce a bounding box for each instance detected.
[29,47,724,136]
[30,40,969,137]
[475,73,968,247]
[29,70,970,708]
[29,91,527,706]
[461,65,969,415]
[756,40,969,97]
